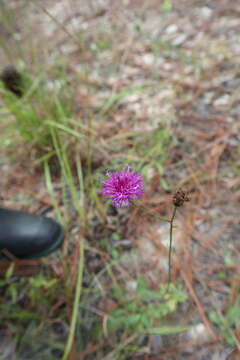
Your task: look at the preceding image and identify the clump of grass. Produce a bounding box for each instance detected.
[0,65,75,159]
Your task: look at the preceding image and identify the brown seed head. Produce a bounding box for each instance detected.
[173,188,190,207]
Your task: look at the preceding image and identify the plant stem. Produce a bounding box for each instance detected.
[62,238,85,360]
[167,206,177,290]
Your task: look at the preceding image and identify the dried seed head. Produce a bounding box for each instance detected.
[173,188,190,207]
[1,65,23,97]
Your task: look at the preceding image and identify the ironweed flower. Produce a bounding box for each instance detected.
[101,167,144,207]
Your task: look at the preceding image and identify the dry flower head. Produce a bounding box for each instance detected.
[172,188,190,207]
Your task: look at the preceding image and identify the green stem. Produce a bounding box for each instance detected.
[62,238,85,360]
[167,206,177,290]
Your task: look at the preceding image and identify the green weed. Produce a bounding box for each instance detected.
[209,305,240,345]
[107,277,187,334]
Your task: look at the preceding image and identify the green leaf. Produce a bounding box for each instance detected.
[216,271,228,280]
[8,284,18,303]
[226,306,240,325]
[126,302,138,312]
[224,251,235,266]
[138,287,163,301]
[141,315,151,328]
[143,325,191,335]
[225,332,235,345]
[162,0,173,13]
[160,177,169,191]
[127,314,141,326]
[209,311,221,325]
[5,263,14,280]
[137,276,147,290]
[111,308,125,318]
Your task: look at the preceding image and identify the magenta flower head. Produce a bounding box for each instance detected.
[101,167,144,207]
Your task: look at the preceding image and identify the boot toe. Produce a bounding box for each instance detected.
[0,209,64,259]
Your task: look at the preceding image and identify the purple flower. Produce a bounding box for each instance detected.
[101,167,144,207]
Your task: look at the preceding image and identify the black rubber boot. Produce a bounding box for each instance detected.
[0,208,64,259]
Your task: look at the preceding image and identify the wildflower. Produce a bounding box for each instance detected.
[101,167,144,207]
